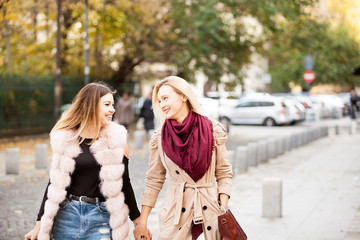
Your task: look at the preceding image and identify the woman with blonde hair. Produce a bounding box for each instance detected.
[25,82,147,240]
[133,76,233,240]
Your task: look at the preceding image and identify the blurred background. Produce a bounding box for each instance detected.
[1,1,360,239]
[1,0,360,137]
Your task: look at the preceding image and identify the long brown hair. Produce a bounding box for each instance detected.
[52,82,116,143]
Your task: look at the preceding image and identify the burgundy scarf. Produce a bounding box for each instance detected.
[161,111,214,240]
[162,111,214,182]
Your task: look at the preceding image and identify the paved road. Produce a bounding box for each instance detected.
[0,118,359,239]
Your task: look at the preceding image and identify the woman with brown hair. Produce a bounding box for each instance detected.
[25,82,147,240]
[133,76,233,240]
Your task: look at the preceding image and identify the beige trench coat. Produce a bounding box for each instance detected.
[142,121,233,240]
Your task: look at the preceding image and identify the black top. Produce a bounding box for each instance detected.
[37,139,140,221]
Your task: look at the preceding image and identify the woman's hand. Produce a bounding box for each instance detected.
[219,193,230,209]
[24,221,40,240]
[133,222,152,240]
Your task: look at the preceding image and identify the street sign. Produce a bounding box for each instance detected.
[303,70,315,83]
[303,55,315,70]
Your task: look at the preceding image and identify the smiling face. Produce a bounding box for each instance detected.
[157,85,189,123]
[99,92,115,127]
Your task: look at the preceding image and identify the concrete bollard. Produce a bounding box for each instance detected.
[258,140,268,163]
[291,134,297,149]
[35,144,48,169]
[134,130,146,149]
[284,135,291,152]
[227,150,236,174]
[350,122,357,135]
[267,139,277,159]
[247,142,257,167]
[148,129,155,140]
[255,141,262,165]
[6,148,20,175]
[236,146,248,172]
[276,137,284,156]
[335,125,340,135]
[262,178,282,218]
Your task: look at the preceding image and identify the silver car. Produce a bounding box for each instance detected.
[219,96,291,131]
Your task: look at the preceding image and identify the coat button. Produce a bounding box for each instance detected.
[181,207,186,212]
[207,226,211,231]
[203,206,207,210]
[175,170,180,174]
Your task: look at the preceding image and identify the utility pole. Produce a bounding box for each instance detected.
[54,0,62,121]
[84,0,90,85]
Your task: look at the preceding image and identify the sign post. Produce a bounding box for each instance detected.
[303,70,315,91]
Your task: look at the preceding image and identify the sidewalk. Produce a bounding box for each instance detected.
[0,122,359,239]
[227,131,360,240]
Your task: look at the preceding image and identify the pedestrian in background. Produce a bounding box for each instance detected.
[139,91,155,135]
[115,91,135,130]
[349,88,360,120]
[24,82,149,240]
[133,76,233,240]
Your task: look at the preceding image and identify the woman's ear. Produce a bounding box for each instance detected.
[182,95,188,102]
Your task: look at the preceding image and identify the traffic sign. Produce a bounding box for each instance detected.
[303,70,315,83]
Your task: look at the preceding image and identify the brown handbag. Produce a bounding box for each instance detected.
[218,209,247,240]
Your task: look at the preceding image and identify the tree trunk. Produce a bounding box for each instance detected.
[84,0,90,85]
[32,0,38,42]
[54,0,62,121]
[94,29,102,79]
[2,7,12,72]
[111,55,144,87]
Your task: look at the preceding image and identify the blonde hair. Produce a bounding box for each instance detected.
[52,82,116,144]
[152,76,204,124]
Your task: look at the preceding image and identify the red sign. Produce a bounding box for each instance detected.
[303,70,315,83]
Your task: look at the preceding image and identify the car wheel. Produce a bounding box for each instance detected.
[220,117,231,132]
[263,117,276,127]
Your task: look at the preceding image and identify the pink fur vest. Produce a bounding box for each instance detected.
[38,122,130,240]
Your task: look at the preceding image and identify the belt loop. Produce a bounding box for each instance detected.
[96,197,99,206]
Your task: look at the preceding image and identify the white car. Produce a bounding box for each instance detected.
[284,99,306,124]
[197,97,220,121]
[219,96,291,131]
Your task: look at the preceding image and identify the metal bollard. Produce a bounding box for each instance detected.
[247,142,257,167]
[262,178,282,218]
[236,146,248,173]
[35,144,48,169]
[134,130,146,149]
[6,148,20,175]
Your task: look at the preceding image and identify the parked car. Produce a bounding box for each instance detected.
[337,92,350,116]
[284,99,306,124]
[197,97,220,121]
[219,96,291,131]
[308,96,328,120]
[310,94,344,119]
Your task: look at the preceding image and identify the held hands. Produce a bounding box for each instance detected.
[133,222,152,240]
[24,221,40,240]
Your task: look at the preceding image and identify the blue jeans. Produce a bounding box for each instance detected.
[51,199,112,240]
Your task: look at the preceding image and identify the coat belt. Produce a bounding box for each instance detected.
[172,182,215,225]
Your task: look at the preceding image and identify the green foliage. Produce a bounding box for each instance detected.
[267,17,360,91]
[0,0,359,93]
[0,74,83,135]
